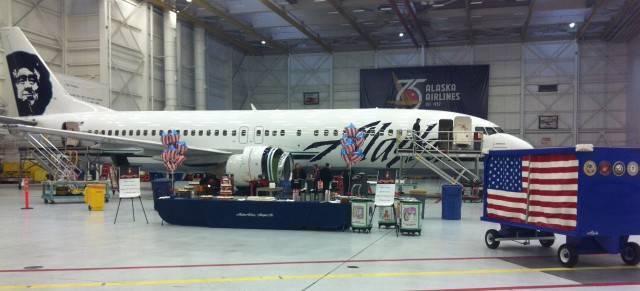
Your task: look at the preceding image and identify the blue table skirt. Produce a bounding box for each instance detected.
[156,199,351,231]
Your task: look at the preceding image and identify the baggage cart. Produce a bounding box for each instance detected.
[481,146,640,267]
[42,180,110,204]
[351,198,373,233]
[398,198,422,235]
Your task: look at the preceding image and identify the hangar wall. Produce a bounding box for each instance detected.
[242,41,628,147]
[0,0,631,148]
[628,34,640,148]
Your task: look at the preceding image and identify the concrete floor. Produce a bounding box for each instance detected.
[0,183,638,290]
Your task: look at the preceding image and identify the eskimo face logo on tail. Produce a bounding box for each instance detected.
[6,51,52,116]
[386,72,425,109]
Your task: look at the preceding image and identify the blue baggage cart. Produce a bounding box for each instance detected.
[481,146,640,267]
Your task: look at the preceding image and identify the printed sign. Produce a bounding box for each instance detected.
[375,183,395,206]
[401,204,419,229]
[118,166,141,198]
[360,65,489,118]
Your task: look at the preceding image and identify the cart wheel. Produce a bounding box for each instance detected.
[386,225,390,229]
[50,200,55,204]
[539,239,555,248]
[621,242,640,265]
[88,205,91,211]
[44,199,48,204]
[418,231,421,236]
[485,229,500,249]
[105,198,109,203]
[558,244,579,268]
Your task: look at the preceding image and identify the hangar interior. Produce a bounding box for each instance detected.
[0,0,640,290]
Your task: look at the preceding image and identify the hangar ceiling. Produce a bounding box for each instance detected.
[153,0,640,55]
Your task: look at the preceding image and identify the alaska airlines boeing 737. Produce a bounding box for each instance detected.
[0,27,532,185]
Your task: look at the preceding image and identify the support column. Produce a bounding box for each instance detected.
[194,26,206,111]
[163,9,178,111]
[573,41,579,145]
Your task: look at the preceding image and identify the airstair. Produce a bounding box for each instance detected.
[22,132,81,180]
[396,130,483,185]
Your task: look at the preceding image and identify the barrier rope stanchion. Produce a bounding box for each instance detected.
[21,177,33,210]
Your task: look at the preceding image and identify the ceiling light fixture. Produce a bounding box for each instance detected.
[186,0,192,2]
[569,22,576,28]
[261,40,266,44]
[353,9,365,13]
[399,32,404,37]
[433,4,445,7]
[470,1,482,4]
[328,11,338,14]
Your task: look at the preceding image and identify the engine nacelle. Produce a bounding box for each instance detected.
[225,146,293,187]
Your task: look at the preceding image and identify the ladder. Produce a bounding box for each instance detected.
[402,132,480,185]
[100,163,119,195]
[22,133,81,180]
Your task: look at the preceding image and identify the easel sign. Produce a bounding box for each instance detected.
[118,166,141,198]
[374,183,395,206]
[114,165,147,224]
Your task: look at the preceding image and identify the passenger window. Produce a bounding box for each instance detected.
[152,130,157,136]
[191,130,196,136]
[280,130,285,136]
[87,130,92,134]
[265,130,270,136]
[101,130,106,135]
[115,130,119,136]
[223,130,227,136]
[314,130,319,136]
[378,131,383,136]
[143,130,148,136]
[241,130,246,136]
[297,130,301,136]
[122,130,126,136]
[198,130,203,136]
[333,129,339,136]
[324,130,329,136]
[108,130,112,135]
[388,129,393,136]
[368,128,375,136]
[486,127,497,135]
[215,130,219,136]
[136,130,140,136]
[257,130,262,136]
[129,130,133,136]
[182,130,187,136]
[206,130,211,136]
[272,130,277,136]
[232,130,237,136]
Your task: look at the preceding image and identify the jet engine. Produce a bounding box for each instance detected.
[225,146,293,187]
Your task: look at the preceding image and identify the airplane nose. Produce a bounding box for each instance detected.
[509,135,534,149]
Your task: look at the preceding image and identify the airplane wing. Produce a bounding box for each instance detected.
[2,124,232,158]
[0,116,38,126]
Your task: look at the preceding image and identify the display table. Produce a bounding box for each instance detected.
[156,199,351,230]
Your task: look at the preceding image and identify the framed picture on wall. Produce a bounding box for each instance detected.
[538,115,558,129]
[303,92,319,105]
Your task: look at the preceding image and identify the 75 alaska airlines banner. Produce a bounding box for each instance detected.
[360,65,490,119]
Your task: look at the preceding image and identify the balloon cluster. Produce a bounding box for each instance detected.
[161,130,187,171]
[340,123,365,165]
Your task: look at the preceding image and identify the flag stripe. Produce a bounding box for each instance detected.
[528,205,577,215]
[527,216,577,227]
[486,194,527,204]
[529,172,578,179]
[529,166,579,174]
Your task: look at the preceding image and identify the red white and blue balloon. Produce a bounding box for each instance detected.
[161,130,188,171]
[340,123,364,165]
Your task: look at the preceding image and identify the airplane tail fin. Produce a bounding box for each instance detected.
[0,27,110,117]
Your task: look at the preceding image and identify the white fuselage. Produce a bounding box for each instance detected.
[28,108,531,170]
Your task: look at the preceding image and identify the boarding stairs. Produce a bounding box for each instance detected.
[396,130,482,185]
[22,132,81,180]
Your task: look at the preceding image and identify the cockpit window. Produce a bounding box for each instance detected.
[494,127,505,133]
[475,127,486,134]
[485,127,497,135]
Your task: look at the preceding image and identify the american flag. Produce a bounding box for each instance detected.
[486,153,578,231]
